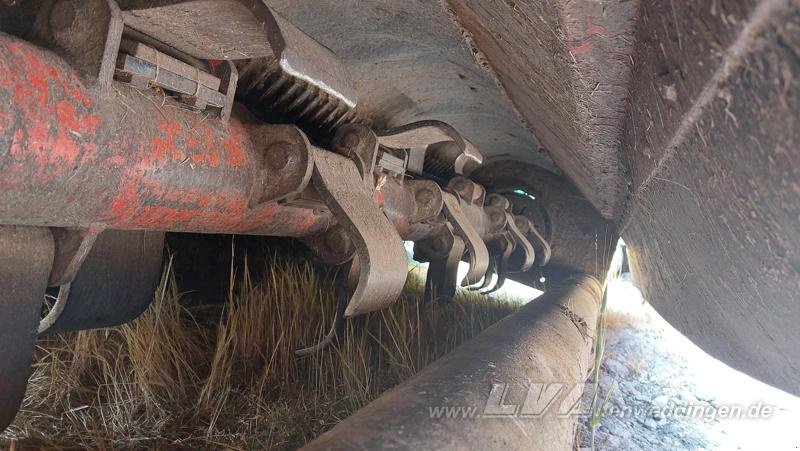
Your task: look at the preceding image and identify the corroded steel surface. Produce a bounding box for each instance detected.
[0,33,333,236]
[305,275,602,451]
[622,0,800,395]
[446,0,638,219]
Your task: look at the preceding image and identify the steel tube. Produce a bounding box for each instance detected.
[304,274,602,450]
[0,33,334,237]
[378,177,500,242]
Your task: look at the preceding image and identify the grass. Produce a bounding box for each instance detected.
[587,277,610,451]
[2,253,520,449]
[587,255,624,451]
[602,309,636,332]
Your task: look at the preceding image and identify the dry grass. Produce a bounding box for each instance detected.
[602,309,637,331]
[2,254,519,449]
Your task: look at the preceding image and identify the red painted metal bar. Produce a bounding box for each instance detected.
[0,32,336,237]
[0,33,502,245]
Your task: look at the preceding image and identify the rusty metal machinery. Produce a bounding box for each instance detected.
[0,0,554,430]
[304,274,602,451]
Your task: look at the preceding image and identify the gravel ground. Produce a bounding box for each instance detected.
[577,275,800,450]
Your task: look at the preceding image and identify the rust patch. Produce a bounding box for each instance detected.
[559,304,589,339]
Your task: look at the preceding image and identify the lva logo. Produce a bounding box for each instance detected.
[482,382,587,418]
[426,381,777,421]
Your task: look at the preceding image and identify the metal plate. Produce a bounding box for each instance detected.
[41,230,164,335]
[0,226,53,431]
[121,0,272,59]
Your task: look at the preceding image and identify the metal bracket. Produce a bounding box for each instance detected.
[448,176,486,207]
[409,180,444,224]
[441,192,489,286]
[423,234,465,302]
[123,0,357,129]
[472,259,496,291]
[505,211,535,273]
[488,194,551,268]
[375,120,483,177]
[483,234,515,294]
[472,234,514,292]
[332,123,379,185]
[414,225,464,302]
[515,216,552,267]
[311,148,408,316]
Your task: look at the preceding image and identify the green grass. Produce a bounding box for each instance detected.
[2,255,520,449]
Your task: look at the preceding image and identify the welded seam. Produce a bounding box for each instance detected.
[622,0,790,231]
[559,304,589,340]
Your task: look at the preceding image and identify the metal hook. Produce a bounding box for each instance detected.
[294,262,355,356]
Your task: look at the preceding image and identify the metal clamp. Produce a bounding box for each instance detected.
[311,148,408,316]
[415,226,465,302]
[515,216,552,267]
[505,211,535,273]
[252,124,315,205]
[375,120,483,178]
[441,192,489,286]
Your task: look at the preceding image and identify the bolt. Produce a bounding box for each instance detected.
[49,0,78,33]
[266,142,292,170]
